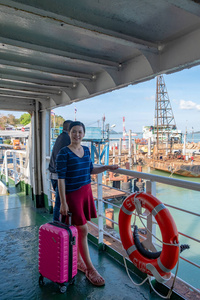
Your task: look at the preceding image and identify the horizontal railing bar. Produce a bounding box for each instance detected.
[101,216,200,271]
[95,177,200,219]
[99,214,119,226]
[4,150,26,155]
[96,183,199,218]
[100,210,200,244]
[101,199,151,223]
[102,199,122,209]
[180,256,200,268]
[178,232,200,243]
[164,203,200,217]
[111,167,200,192]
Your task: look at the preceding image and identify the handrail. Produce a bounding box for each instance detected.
[93,167,200,293]
[164,203,200,217]
[113,167,200,191]
[1,150,27,185]
[45,160,200,291]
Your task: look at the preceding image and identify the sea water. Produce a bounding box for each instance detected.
[109,131,200,144]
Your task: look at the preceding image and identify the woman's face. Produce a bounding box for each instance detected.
[69,125,85,144]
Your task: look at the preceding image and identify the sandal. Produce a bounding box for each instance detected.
[77,260,87,273]
[85,268,105,286]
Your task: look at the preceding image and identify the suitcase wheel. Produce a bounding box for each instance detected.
[69,278,75,285]
[59,284,67,293]
[39,275,45,286]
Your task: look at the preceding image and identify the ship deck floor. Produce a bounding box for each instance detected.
[0,182,197,300]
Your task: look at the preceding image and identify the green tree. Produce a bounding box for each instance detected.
[51,115,65,128]
[0,114,19,129]
[0,115,7,129]
[7,114,18,126]
[19,113,31,126]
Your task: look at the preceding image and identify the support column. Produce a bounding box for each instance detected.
[41,109,52,211]
[32,101,44,208]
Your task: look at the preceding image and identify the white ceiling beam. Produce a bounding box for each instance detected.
[0,74,74,88]
[0,89,49,99]
[0,78,61,93]
[0,62,92,81]
[0,40,118,69]
[0,97,35,111]
[0,3,158,53]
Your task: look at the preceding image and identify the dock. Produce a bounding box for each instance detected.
[91,182,126,200]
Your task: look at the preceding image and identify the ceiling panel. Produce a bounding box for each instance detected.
[0,0,200,112]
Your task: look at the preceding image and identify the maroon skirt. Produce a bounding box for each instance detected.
[65,183,97,226]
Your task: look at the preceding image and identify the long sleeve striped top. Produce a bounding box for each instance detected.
[56,145,93,193]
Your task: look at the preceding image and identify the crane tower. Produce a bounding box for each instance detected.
[154,75,179,155]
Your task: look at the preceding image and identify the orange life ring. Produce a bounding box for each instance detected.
[118,192,179,282]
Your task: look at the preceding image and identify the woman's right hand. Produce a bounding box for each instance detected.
[60,201,69,216]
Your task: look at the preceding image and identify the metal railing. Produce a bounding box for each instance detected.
[46,163,200,292]
[0,150,28,185]
[95,168,200,293]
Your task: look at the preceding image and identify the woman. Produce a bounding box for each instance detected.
[56,121,118,286]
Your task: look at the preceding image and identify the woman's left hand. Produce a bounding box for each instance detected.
[107,164,119,170]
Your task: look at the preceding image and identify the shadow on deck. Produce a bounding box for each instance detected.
[0,183,184,300]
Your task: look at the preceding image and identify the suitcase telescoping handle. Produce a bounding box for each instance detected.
[61,212,72,226]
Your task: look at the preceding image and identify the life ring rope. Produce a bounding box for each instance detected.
[133,193,179,247]
[120,192,180,299]
[122,253,180,299]
[119,192,180,294]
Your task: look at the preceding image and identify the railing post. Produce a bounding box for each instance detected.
[19,153,23,175]
[5,150,9,186]
[97,172,104,250]
[144,180,157,251]
[13,152,18,185]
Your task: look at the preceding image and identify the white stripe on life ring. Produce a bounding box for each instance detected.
[157,257,171,273]
[121,205,133,215]
[127,244,137,256]
[151,203,166,217]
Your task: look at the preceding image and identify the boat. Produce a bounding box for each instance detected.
[146,157,200,177]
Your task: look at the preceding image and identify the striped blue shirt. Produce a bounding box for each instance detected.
[56,145,93,193]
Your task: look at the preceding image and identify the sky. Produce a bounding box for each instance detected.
[1,65,200,134]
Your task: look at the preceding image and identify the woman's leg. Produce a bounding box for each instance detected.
[76,223,105,286]
[76,223,93,269]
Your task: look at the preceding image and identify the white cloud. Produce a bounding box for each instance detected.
[179,100,197,110]
[145,95,155,101]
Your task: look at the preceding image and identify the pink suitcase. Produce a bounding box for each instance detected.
[38,215,78,293]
